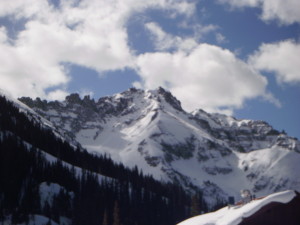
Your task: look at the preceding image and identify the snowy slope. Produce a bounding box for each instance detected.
[2,215,64,225]
[177,190,297,225]
[0,90,78,147]
[18,87,300,206]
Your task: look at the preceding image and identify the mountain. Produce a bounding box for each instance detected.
[178,190,300,225]
[18,87,300,208]
[0,93,191,225]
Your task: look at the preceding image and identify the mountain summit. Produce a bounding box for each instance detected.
[19,87,300,207]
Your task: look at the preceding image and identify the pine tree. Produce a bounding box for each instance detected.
[102,210,108,225]
[113,201,121,225]
[190,194,201,217]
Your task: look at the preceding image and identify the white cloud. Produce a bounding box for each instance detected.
[218,0,259,8]
[215,33,227,44]
[179,21,219,41]
[47,89,69,101]
[135,43,273,113]
[0,26,8,42]
[0,26,70,99]
[0,0,50,19]
[145,22,198,52]
[218,0,300,25]
[0,0,284,115]
[0,0,195,99]
[249,40,300,84]
[145,20,221,53]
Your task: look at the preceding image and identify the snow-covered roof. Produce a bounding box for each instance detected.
[178,190,297,225]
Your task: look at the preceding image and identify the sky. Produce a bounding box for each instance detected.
[0,0,299,139]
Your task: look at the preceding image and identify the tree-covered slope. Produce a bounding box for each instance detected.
[0,95,194,225]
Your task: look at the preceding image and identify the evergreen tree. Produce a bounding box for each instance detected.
[190,194,201,217]
[113,201,121,225]
[102,210,108,225]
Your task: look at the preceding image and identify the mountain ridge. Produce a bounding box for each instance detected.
[18,87,300,206]
[0,93,191,225]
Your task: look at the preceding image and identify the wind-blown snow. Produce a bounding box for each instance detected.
[178,190,296,225]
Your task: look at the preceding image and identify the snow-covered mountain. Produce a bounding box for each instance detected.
[1,92,189,225]
[19,87,300,206]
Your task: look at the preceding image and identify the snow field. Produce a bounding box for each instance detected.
[178,190,296,225]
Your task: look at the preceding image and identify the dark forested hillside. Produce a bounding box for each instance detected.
[0,95,204,225]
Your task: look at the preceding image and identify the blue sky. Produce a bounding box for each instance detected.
[0,0,299,139]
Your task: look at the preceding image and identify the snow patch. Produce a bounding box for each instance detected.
[178,190,296,225]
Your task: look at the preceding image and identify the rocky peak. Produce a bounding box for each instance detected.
[18,96,48,110]
[156,87,183,111]
[96,94,134,117]
[92,87,184,116]
[83,95,94,103]
[65,93,81,105]
[63,94,97,111]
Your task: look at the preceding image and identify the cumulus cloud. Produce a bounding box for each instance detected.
[0,25,70,99]
[0,0,284,115]
[145,22,198,52]
[47,89,69,101]
[218,0,300,25]
[135,43,273,113]
[0,0,195,99]
[145,20,220,52]
[249,40,300,84]
[179,21,219,41]
[0,0,49,19]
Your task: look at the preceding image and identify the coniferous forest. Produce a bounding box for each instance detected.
[0,95,207,225]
